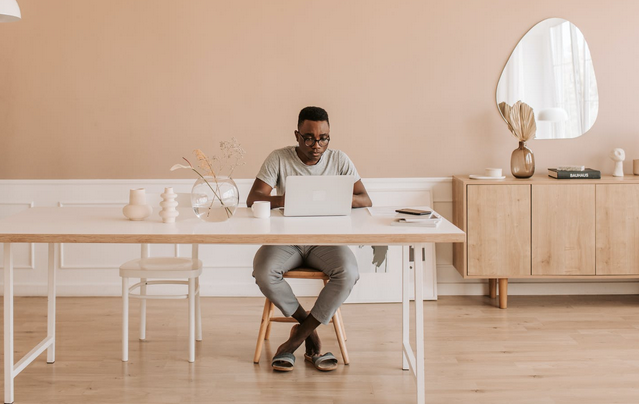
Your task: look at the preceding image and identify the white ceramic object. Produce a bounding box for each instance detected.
[610,148,625,177]
[159,187,180,223]
[122,188,153,221]
[251,201,271,218]
[485,168,502,177]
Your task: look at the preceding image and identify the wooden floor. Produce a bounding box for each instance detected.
[3,295,639,404]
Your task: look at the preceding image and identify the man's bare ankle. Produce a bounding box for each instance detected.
[292,307,309,323]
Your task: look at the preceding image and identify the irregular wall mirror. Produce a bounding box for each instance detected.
[496,18,599,139]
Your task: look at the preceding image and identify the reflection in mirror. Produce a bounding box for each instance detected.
[496,18,598,139]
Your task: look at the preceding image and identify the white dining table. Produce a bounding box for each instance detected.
[0,206,464,404]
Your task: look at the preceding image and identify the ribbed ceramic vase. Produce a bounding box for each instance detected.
[159,187,179,223]
[511,141,535,178]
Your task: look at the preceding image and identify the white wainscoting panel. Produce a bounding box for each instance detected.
[0,202,35,270]
[0,179,637,298]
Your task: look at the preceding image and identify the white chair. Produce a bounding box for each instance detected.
[119,193,203,363]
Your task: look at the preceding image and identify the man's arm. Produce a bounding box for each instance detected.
[352,179,372,208]
[246,178,285,208]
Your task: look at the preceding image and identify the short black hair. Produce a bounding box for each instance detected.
[298,106,329,128]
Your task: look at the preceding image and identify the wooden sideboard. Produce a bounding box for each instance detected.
[452,175,639,308]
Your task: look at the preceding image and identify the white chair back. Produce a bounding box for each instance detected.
[140,192,197,260]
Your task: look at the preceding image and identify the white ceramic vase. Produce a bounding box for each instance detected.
[159,187,179,223]
[122,188,153,221]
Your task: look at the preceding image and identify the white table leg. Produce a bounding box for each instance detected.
[188,277,195,363]
[122,277,129,362]
[4,243,14,404]
[139,278,147,340]
[47,243,58,364]
[413,243,426,404]
[401,246,410,370]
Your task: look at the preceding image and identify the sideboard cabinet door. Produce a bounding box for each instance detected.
[467,185,530,277]
[596,184,639,275]
[532,184,595,275]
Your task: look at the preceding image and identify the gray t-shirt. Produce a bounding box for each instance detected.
[256,146,361,195]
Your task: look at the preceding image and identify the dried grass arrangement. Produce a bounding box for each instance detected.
[498,101,536,142]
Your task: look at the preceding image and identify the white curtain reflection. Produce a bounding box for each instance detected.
[548,21,598,139]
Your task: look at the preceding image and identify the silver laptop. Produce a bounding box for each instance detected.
[283,175,355,217]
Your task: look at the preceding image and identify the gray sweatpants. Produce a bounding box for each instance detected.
[252,245,359,325]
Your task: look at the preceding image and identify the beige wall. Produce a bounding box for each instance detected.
[0,0,636,179]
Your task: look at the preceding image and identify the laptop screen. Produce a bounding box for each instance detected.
[283,175,355,217]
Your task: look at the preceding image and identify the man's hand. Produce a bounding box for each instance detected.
[352,179,372,208]
[246,178,285,208]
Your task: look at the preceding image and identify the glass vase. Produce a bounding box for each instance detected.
[190,176,239,222]
[511,141,535,178]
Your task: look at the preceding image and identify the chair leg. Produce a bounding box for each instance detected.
[122,277,129,362]
[188,278,196,363]
[324,277,347,341]
[139,278,147,340]
[334,308,347,341]
[332,310,349,365]
[264,303,275,341]
[254,299,272,363]
[195,278,202,342]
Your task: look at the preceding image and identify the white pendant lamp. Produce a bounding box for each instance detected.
[0,0,21,23]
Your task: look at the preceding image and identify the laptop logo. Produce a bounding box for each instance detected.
[312,190,327,202]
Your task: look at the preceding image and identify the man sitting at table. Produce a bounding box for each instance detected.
[246,106,372,372]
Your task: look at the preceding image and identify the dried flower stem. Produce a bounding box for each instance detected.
[172,139,245,219]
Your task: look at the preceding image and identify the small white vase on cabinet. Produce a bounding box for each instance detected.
[123,188,153,221]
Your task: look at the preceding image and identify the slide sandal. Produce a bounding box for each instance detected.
[304,352,338,371]
[271,352,296,372]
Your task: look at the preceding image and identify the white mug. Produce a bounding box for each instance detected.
[251,201,271,218]
[485,168,502,177]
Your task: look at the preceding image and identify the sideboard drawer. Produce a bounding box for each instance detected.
[596,184,639,275]
[467,184,530,277]
[532,184,595,275]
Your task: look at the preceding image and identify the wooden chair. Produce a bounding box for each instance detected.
[120,193,203,363]
[253,268,349,364]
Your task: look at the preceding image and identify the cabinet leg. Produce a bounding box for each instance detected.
[488,279,497,298]
[498,279,508,309]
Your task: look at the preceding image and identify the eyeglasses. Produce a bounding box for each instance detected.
[296,131,330,147]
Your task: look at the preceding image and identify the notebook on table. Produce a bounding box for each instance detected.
[283,175,355,217]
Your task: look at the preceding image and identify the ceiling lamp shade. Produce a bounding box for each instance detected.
[537,107,569,122]
[0,0,21,22]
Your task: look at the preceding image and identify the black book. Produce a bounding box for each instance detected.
[548,168,601,179]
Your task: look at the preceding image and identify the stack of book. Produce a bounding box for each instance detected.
[548,166,601,179]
